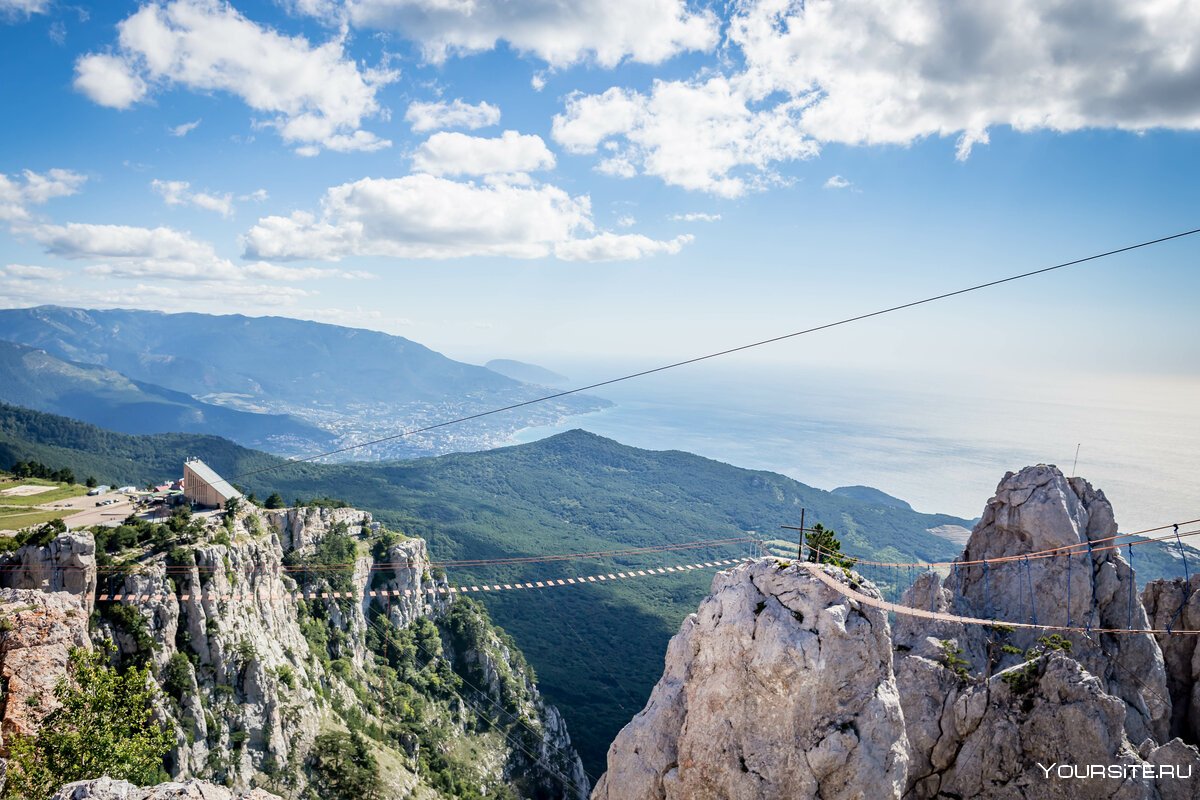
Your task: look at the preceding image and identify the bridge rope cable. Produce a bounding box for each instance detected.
[229,226,1200,483]
[363,613,595,795]
[779,522,1200,571]
[801,560,1200,636]
[91,557,751,603]
[45,534,757,576]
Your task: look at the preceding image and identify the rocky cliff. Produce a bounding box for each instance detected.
[595,465,1200,799]
[1143,574,1200,745]
[2,502,586,799]
[593,560,908,800]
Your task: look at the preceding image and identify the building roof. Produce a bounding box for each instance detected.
[185,459,242,500]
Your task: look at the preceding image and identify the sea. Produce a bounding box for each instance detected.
[509,362,1200,533]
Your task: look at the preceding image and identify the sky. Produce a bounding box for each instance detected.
[1,0,1199,382]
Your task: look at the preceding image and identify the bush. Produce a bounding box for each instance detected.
[4,644,172,797]
[162,652,194,701]
[306,731,382,800]
[264,492,285,509]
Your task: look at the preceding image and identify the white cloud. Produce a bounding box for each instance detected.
[670,212,720,222]
[616,215,635,228]
[554,232,693,262]
[823,175,851,190]
[551,1,1200,193]
[74,0,397,155]
[405,99,500,132]
[729,0,1200,160]
[341,0,719,67]
[169,118,201,136]
[553,77,818,196]
[152,179,234,217]
[412,131,556,177]
[0,168,87,222]
[0,0,50,18]
[27,221,370,282]
[239,189,269,202]
[73,53,149,109]
[244,174,590,260]
[0,264,62,280]
[243,173,689,262]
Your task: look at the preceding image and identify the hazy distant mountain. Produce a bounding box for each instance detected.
[0,340,332,452]
[831,484,914,511]
[485,358,569,386]
[0,306,609,458]
[0,306,521,407]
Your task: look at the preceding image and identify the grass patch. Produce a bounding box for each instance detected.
[0,482,88,507]
[0,507,70,532]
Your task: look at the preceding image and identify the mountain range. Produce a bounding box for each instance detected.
[0,306,608,457]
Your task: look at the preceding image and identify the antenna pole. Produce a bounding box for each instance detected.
[1072,443,1081,477]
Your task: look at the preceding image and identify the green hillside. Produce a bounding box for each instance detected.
[0,340,333,452]
[2,401,1192,773]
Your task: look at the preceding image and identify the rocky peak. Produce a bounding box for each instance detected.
[592,560,908,800]
[1,531,98,616]
[934,463,1170,743]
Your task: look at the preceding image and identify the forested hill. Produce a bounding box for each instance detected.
[0,402,975,773]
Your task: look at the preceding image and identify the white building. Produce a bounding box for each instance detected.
[182,459,242,508]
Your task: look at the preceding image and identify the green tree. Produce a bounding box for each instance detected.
[264,492,285,509]
[85,476,98,489]
[804,522,856,568]
[306,731,382,800]
[4,644,172,798]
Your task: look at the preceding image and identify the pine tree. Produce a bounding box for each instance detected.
[804,522,856,568]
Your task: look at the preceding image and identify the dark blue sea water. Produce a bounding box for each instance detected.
[510,363,1200,532]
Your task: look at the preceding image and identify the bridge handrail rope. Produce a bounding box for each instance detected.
[0,535,757,577]
[801,561,1200,637]
[91,558,752,603]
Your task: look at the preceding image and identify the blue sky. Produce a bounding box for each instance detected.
[1,0,1198,382]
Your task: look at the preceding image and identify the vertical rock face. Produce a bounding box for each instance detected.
[270,506,369,551]
[0,589,90,749]
[592,560,908,800]
[1143,575,1200,745]
[942,464,1169,744]
[905,653,1198,800]
[1,532,98,616]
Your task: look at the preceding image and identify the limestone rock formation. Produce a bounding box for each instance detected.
[902,653,1198,800]
[592,560,908,800]
[269,505,369,551]
[0,588,90,747]
[1143,575,1200,745]
[51,776,282,799]
[936,464,1169,744]
[1,531,98,615]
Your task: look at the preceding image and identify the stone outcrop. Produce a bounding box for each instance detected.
[0,588,90,749]
[269,506,369,551]
[592,560,908,800]
[901,651,1198,800]
[1143,575,1200,745]
[1,531,98,615]
[82,503,585,798]
[51,777,282,799]
[597,466,1200,800]
[935,465,1169,744]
